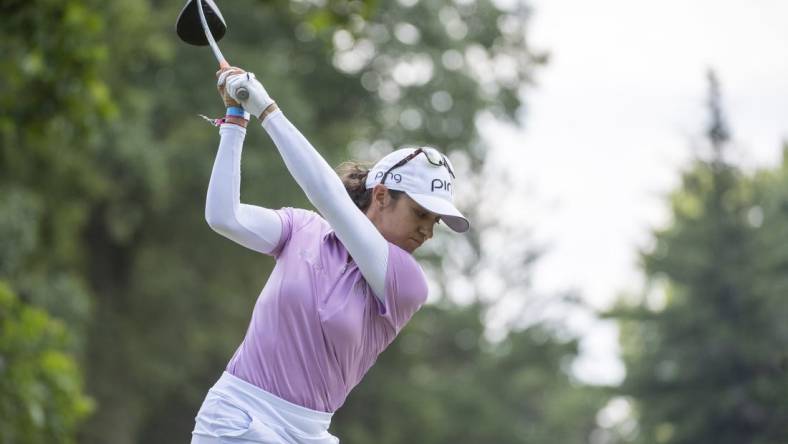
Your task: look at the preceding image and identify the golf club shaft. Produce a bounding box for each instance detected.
[195,0,248,100]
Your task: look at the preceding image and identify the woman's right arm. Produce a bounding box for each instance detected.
[205,123,283,254]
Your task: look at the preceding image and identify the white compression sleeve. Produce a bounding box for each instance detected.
[261,110,388,300]
[205,124,283,254]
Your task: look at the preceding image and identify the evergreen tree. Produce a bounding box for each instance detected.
[609,72,788,443]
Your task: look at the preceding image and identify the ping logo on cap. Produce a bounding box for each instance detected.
[431,178,452,193]
[375,171,402,184]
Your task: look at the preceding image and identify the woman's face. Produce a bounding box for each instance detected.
[368,186,440,253]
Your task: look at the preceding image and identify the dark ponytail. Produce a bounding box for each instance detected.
[337,161,374,211]
[337,161,406,212]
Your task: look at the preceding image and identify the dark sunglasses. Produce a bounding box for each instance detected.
[380,147,456,185]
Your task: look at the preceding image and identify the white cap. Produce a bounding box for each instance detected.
[365,147,470,233]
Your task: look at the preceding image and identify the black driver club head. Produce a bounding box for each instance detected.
[175,0,227,46]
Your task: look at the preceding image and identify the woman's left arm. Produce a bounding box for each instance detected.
[260,109,389,300]
[222,70,389,299]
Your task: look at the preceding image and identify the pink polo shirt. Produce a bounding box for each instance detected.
[226,207,428,413]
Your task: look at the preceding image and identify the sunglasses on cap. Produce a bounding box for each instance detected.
[380,147,456,185]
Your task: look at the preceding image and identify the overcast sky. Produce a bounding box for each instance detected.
[486,0,788,384]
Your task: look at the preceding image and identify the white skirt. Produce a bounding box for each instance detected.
[191,372,339,444]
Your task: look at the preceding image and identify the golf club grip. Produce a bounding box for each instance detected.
[217,60,247,100]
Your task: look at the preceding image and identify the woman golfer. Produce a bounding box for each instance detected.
[191,67,469,444]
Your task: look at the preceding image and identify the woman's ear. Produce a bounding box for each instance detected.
[372,184,389,210]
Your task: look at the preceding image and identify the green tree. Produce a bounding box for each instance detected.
[609,72,788,443]
[2,1,175,441]
[0,282,93,444]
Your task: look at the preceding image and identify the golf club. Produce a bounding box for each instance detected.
[176,0,248,100]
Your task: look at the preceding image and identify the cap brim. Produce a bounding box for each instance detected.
[406,192,470,233]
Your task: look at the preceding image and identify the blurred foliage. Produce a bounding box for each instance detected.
[1,0,608,442]
[334,303,603,443]
[607,73,788,443]
[0,282,93,444]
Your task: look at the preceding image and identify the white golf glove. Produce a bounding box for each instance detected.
[224,72,275,119]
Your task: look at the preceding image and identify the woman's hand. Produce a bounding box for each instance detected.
[216,67,245,107]
[223,72,275,120]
